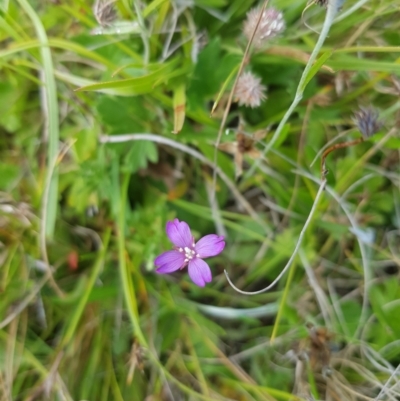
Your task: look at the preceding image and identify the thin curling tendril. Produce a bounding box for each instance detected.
[225,178,327,295]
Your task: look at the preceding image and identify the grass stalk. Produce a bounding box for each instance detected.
[117,173,146,346]
[17,0,60,239]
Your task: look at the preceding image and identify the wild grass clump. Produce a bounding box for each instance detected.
[0,0,399,400]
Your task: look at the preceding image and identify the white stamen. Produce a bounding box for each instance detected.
[181,245,198,262]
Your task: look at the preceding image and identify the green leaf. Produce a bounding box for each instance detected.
[123,141,158,174]
[76,58,181,94]
[301,50,333,91]
[327,56,400,72]
[96,96,151,133]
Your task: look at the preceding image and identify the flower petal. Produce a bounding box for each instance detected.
[155,250,185,274]
[188,258,212,287]
[166,219,194,248]
[195,235,225,258]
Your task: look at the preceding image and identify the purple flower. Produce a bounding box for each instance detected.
[353,106,383,139]
[155,219,225,287]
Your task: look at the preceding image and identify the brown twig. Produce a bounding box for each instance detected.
[320,137,364,179]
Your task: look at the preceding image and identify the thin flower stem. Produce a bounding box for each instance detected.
[224,178,327,295]
[321,137,364,177]
[245,0,343,179]
[211,0,270,199]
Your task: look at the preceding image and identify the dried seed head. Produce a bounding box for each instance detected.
[243,7,285,48]
[353,106,383,139]
[93,0,117,27]
[234,72,267,108]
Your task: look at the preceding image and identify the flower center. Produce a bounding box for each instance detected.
[178,246,200,263]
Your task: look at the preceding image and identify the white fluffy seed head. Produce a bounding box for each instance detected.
[243,7,285,48]
[234,71,267,108]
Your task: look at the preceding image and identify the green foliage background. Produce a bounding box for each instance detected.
[0,0,399,400]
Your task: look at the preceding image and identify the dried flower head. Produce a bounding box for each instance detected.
[243,7,285,48]
[315,0,328,7]
[155,219,225,287]
[234,72,267,108]
[353,106,383,139]
[219,129,266,178]
[93,0,117,27]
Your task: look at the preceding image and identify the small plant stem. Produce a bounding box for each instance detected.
[321,137,364,178]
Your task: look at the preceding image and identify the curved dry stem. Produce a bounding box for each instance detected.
[321,137,364,178]
[224,177,326,295]
[254,142,372,335]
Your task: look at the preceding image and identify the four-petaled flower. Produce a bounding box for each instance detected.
[155,219,225,287]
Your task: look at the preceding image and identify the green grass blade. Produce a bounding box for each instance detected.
[17,0,59,239]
